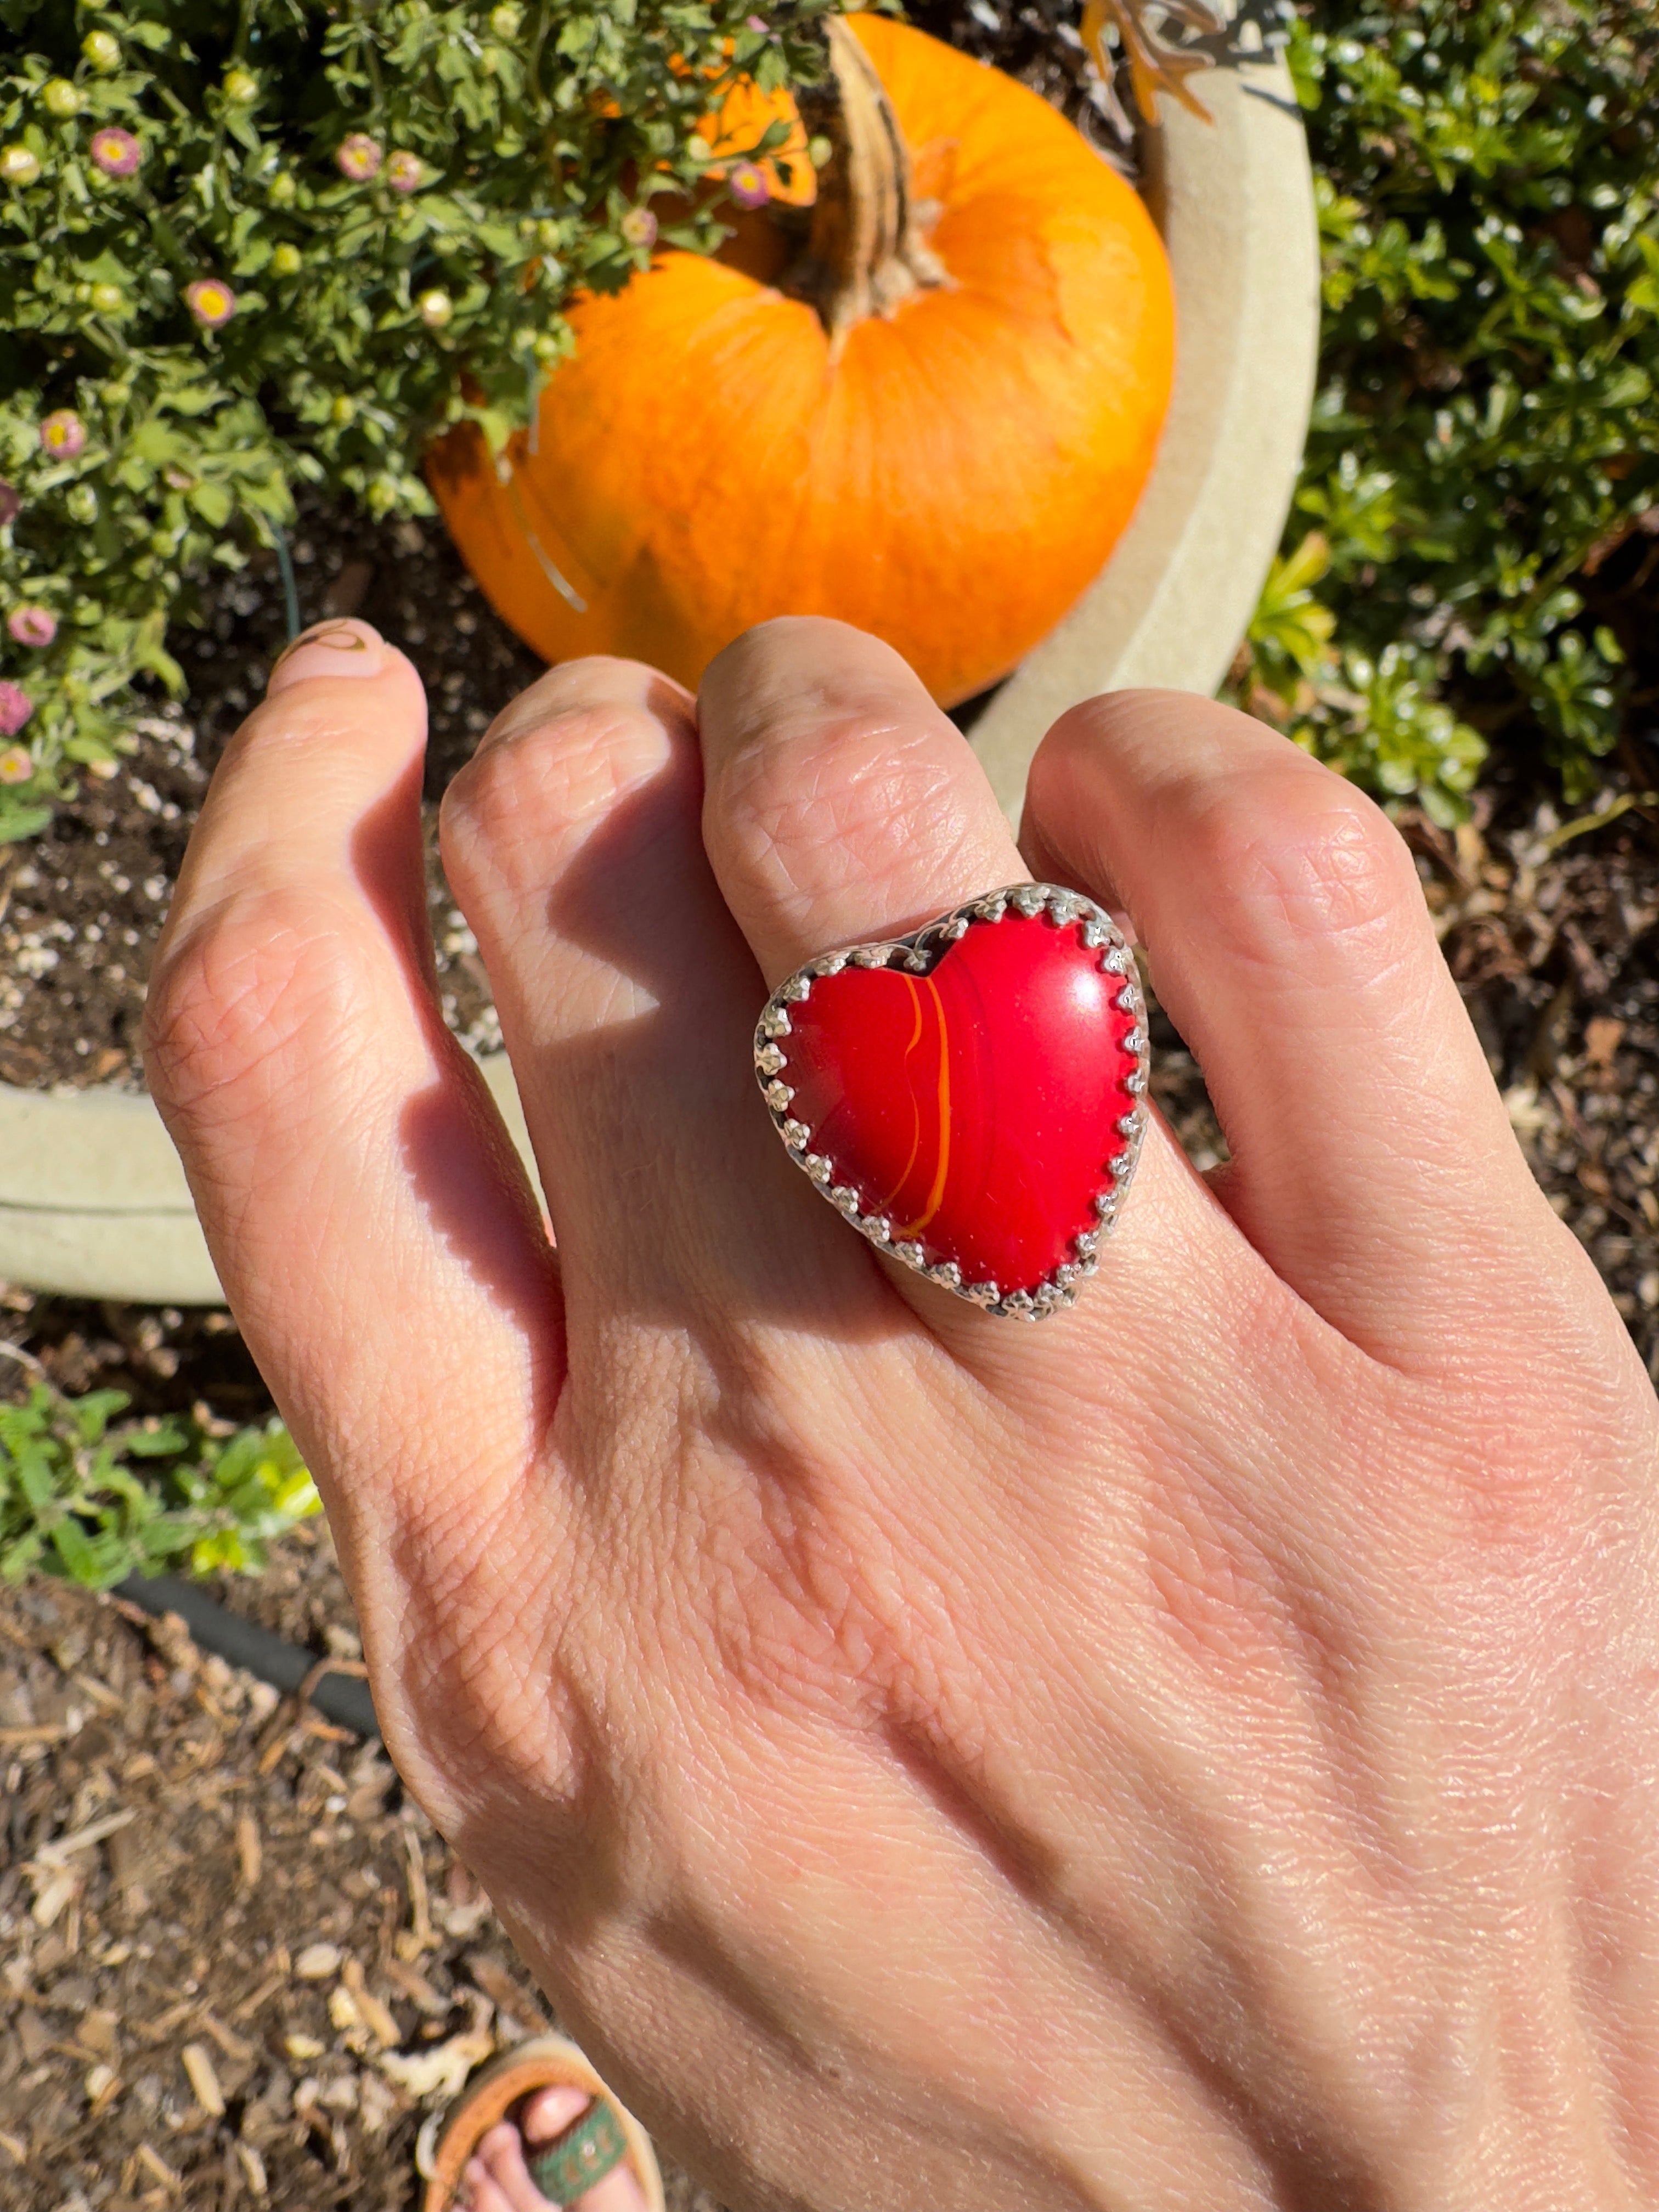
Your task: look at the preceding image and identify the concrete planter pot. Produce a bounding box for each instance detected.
[0,36,1318,1306]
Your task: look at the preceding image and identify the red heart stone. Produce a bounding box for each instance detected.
[754,887,1148,1317]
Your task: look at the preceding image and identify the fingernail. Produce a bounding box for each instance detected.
[267,618,386,693]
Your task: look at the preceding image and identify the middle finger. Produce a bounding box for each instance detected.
[696,618,1243,1363]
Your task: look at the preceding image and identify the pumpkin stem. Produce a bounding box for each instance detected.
[783,16,949,358]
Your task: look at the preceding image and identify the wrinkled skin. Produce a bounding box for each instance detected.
[145,615,1659,2211]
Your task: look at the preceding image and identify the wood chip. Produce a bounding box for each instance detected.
[30,1864,78,1927]
[70,1672,124,1713]
[295,1941,341,1980]
[235,1812,262,1890]
[36,1805,137,1866]
[199,2010,256,2065]
[77,2005,119,2055]
[396,1825,434,1961]
[466,1955,548,2033]
[342,1956,400,2048]
[0,2127,25,2163]
[181,2040,225,2119]
[229,1971,286,2026]
[137,2142,182,2191]
[382,1956,448,2016]
[377,2022,494,2101]
[236,2142,268,2198]
[133,1997,199,2045]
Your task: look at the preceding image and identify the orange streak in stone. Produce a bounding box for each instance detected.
[898,979,951,1239]
[875,978,927,1213]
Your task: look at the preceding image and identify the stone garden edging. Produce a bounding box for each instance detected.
[0,38,1318,1306]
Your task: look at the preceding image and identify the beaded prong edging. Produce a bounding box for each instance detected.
[753,884,1150,1321]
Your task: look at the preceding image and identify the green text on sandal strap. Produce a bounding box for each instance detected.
[527,2097,629,2203]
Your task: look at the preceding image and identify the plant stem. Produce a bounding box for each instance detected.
[781,17,947,358]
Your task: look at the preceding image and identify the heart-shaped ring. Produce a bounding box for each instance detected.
[754,884,1150,1319]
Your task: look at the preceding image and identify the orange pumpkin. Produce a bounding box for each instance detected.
[429,13,1175,707]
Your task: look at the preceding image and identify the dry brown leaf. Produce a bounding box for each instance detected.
[1585,1015,1625,1066]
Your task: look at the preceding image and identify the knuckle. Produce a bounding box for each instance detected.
[1181,769,1420,973]
[709,712,979,908]
[441,698,674,894]
[142,885,373,1125]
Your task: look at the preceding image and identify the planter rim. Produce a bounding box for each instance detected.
[0,38,1318,1306]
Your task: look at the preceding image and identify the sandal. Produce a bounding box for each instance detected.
[424,2033,666,2212]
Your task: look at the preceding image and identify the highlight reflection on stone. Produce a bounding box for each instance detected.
[773,907,1142,1297]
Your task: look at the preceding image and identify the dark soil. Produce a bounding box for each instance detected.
[0,502,539,1093]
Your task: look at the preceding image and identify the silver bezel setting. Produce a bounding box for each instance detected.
[752,884,1150,1321]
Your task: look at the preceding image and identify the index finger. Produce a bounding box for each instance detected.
[142,622,567,1781]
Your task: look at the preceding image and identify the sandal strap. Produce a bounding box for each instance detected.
[527,2096,629,2204]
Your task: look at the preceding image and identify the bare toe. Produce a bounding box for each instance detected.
[455,2151,521,2212]
[520,2085,652,2212]
[473,2118,562,2212]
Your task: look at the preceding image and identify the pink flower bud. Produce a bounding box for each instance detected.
[185,278,238,329]
[729,162,770,210]
[7,607,55,648]
[89,126,142,178]
[0,686,32,741]
[337,133,383,182]
[0,744,31,782]
[619,206,657,250]
[40,410,85,457]
[746,14,769,30]
[386,149,424,194]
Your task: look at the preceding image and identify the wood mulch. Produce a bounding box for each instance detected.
[0,1525,727,2212]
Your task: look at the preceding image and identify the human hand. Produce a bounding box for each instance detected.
[145,613,1659,2211]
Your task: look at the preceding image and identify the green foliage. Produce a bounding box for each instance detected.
[0,1380,320,1586]
[0,0,834,834]
[1252,0,1659,813]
